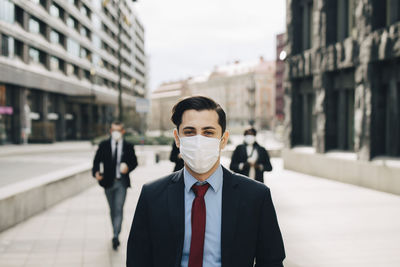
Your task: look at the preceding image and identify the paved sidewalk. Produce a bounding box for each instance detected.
[1,158,400,267]
[0,160,175,267]
[267,159,400,267]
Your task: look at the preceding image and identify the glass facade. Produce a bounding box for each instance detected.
[0,0,14,23]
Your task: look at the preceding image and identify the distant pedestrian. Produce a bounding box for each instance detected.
[230,127,272,183]
[169,140,184,171]
[92,121,138,250]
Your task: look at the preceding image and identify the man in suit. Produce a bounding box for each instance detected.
[127,96,285,267]
[170,139,185,171]
[92,121,138,250]
[230,127,273,183]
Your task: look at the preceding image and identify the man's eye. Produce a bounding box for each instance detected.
[183,131,195,135]
[204,131,214,135]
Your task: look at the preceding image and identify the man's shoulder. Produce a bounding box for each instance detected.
[123,139,134,147]
[227,169,270,194]
[99,139,111,147]
[142,170,183,194]
[234,143,246,151]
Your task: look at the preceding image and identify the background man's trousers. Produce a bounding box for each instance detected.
[104,179,127,239]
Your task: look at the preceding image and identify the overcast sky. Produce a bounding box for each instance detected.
[134,0,286,90]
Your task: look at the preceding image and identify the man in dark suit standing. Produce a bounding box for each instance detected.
[127,96,285,267]
[92,121,138,250]
[169,139,184,171]
[230,127,273,183]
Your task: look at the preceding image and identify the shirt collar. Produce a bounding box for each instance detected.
[183,165,223,193]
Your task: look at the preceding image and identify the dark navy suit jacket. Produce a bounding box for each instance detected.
[126,166,285,267]
[92,138,138,188]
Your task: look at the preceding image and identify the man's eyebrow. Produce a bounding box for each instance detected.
[182,126,196,130]
[202,126,216,130]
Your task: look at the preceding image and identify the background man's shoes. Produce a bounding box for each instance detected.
[112,237,120,250]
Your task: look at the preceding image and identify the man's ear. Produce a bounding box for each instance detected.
[173,129,180,148]
[220,131,229,150]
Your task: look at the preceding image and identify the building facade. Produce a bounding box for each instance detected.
[148,80,189,133]
[284,0,400,194]
[0,0,146,144]
[189,58,276,132]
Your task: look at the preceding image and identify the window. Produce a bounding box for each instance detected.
[67,38,80,57]
[29,17,46,37]
[371,0,400,29]
[325,70,355,151]
[1,34,14,58]
[74,65,80,78]
[67,16,79,31]
[80,26,91,39]
[14,39,23,59]
[0,0,14,23]
[371,61,400,158]
[291,78,315,146]
[81,4,91,19]
[66,63,74,76]
[387,0,400,25]
[326,0,356,45]
[293,0,313,53]
[29,47,46,66]
[50,56,59,71]
[50,3,61,18]
[29,17,40,34]
[372,0,388,30]
[50,30,60,44]
[14,5,23,26]
[84,70,90,80]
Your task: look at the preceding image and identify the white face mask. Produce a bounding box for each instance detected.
[244,135,256,145]
[111,131,122,141]
[179,135,221,174]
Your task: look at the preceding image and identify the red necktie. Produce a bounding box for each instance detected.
[188,183,210,267]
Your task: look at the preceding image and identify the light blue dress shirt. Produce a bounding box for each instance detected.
[181,165,223,267]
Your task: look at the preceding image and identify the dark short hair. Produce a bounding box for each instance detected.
[111,121,124,128]
[244,127,257,136]
[171,96,226,134]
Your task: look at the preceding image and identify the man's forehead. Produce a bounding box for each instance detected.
[111,124,124,130]
[181,109,220,127]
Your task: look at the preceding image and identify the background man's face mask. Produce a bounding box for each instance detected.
[111,131,122,141]
[244,134,256,145]
[179,135,221,174]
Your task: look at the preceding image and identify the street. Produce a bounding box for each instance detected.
[0,156,399,267]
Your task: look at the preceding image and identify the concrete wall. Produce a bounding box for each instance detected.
[0,164,94,232]
[283,148,400,195]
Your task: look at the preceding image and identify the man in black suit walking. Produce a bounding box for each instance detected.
[92,121,137,250]
[127,96,285,267]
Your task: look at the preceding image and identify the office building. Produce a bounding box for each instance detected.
[284,0,400,194]
[0,0,147,143]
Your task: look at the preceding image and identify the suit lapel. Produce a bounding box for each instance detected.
[221,167,240,267]
[167,170,185,265]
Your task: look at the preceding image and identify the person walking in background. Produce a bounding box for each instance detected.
[169,139,184,171]
[127,96,285,267]
[230,127,272,183]
[92,121,138,250]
